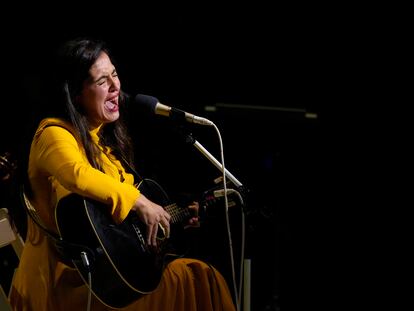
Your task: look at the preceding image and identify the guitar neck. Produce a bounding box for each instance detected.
[164,204,191,224]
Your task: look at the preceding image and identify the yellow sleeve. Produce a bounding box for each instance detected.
[33,125,140,224]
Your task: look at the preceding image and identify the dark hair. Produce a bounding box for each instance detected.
[55,38,134,171]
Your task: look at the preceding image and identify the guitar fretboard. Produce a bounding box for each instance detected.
[164,204,191,224]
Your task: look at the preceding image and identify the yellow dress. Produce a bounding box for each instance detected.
[9,118,235,311]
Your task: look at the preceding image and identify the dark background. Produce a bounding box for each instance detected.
[0,5,355,311]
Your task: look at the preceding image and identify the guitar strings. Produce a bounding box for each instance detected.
[165,204,191,224]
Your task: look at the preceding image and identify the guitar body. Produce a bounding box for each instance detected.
[55,179,184,308]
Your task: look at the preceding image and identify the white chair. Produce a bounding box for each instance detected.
[0,208,24,310]
[0,208,24,258]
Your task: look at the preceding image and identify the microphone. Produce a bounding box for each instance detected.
[135,94,214,126]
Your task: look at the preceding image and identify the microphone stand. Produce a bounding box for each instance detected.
[167,107,243,191]
[177,126,250,311]
[181,130,245,191]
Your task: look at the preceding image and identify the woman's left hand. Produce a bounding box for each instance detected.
[185,201,200,228]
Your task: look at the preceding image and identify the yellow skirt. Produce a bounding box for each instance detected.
[9,221,236,311]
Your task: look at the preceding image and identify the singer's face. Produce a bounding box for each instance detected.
[78,52,121,128]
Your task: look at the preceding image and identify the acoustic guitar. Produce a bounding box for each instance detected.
[55,178,220,308]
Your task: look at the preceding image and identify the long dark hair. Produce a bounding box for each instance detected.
[55,38,135,171]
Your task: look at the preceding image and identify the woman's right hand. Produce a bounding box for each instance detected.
[131,194,171,247]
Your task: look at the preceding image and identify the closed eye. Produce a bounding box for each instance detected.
[95,69,118,85]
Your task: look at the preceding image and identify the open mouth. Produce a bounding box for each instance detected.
[105,98,119,112]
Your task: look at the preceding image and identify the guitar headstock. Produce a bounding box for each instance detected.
[200,187,238,219]
[202,192,237,209]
